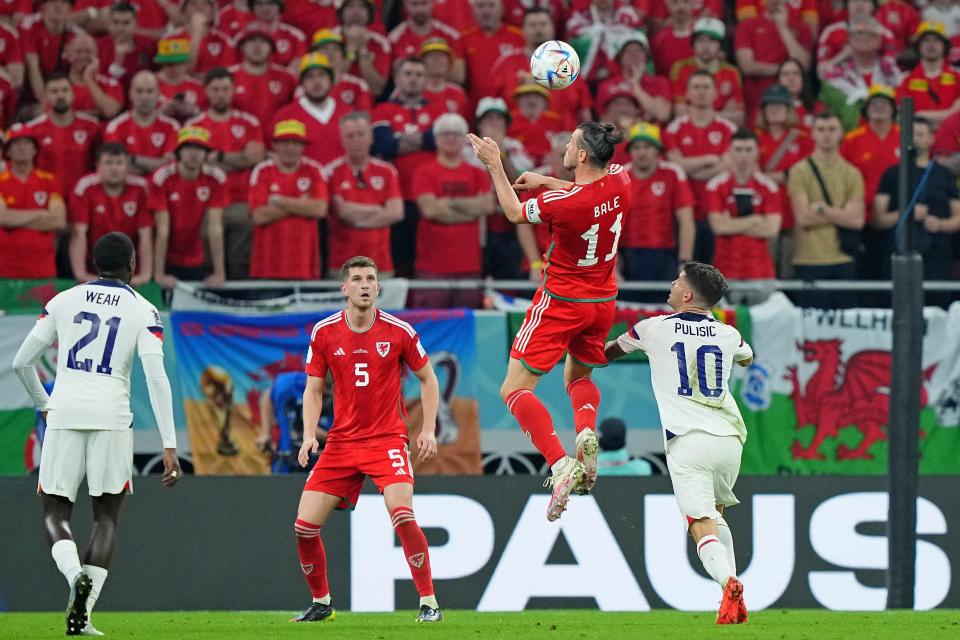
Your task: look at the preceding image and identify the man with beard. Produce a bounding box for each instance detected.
[68,143,152,285]
[104,71,180,176]
[186,67,264,280]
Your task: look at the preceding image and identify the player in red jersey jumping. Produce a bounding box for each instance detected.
[468,122,632,521]
[292,256,443,623]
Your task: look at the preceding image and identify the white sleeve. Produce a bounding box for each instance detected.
[11,334,53,411]
[616,317,657,354]
[141,352,177,449]
[137,304,165,358]
[733,331,754,363]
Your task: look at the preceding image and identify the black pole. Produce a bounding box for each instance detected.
[886,97,923,610]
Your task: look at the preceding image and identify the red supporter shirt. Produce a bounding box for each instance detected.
[670,60,744,111]
[388,19,462,64]
[75,0,168,32]
[649,0,722,20]
[876,0,921,52]
[326,156,402,273]
[158,75,207,113]
[282,0,342,39]
[0,70,16,128]
[271,96,350,166]
[69,174,151,269]
[410,157,490,275]
[370,98,448,199]
[623,161,694,250]
[650,26,694,77]
[186,110,263,204]
[328,74,373,112]
[460,24,524,103]
[735,0,818,25]
[149,162,228,268]
[103,111,179,159]
[507,110,566,167]
[97,35,156,88]
[898,64,960,115]
[0,168,62,278]
[492,49,592,125]
[840,124,900,215]
[932,109,960,157]
[27,113,100,196]
[756,126,813,229]
[0,0,30,19]
[219,4,252,38]
[734,15,813,113]
[166,27,235,73]
[230,63,297,126]
[521,164,633,301]
[18,14,81,76]
[247,158,327,279]
[0,20,23,65]
[663,114,737,219]
[266,22,307,68]
[423,82,469,118]
[817,22,897,68]
[342,29,391,82]
[71,75,126,117]
[705,171,780,279]
[597,75,672,122]
[304,309,430,446]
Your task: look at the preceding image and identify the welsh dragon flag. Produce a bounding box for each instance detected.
[739,294,960,474]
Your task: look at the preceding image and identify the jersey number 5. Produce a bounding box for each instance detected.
[355,362,369,387]
[66,312,121,375]
[670,342,723,398]
[577,213,623,267]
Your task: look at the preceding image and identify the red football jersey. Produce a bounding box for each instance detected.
[282,0,346,43]
[0,69,16,129]
[734,15,814,113]
[460,24,524,104]
[149,162,228,268]
[326,156,402,273]
[271,96,351,166]
[650,25,695,77]
[670,60,744,112]
[27,113,101,196]
[165,27,235,73]
[230,63,297,126]
[876,0,921,51]
[247,158,328,280]
[506,110,566,167]
[756,126,813,229]
[0,0,30,20]
[96,34,156,88]
[423,82,469,119]
[342,29,392,82]
[410,157,491,275]
[370,98,448,199]
[705,171,780,279]
[186,110,263,204]
[103,111,180,160]
[71,75,126,118]
[219,4,252,38]
[0,168,63,278]
[266,22,307,68]
[840,124,900,216]
[623,161,694,250]
[304,309,430,446]
[663,114,737,219]
[0,20,23,65]
[898,65,960,116]
[69,174,151,269]
[328,74,373,112]
[817,22,897,68]
[388,19,462,64]
[521,164,632,301]
[18,14,81,76]
[492,49,592,126]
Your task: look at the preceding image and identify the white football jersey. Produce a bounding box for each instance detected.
[27,279,165,431]
[618,311,753,443]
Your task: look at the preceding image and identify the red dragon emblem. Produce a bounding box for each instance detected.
[786,339,936,461]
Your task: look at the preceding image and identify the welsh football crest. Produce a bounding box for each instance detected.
[208,42,222,56]
[231,124,245,139]
[122,201,137,217]
[196,186,210,202]
[34,191,47,206]
[376,341,390,357]
[369,175,384,190]
[74,130,87,145]
[268,80,282,95]
[651,181,665,196]
[708,130,723,145]
[297,177,311,192]
[277,39,290,54]
[342,90,355,104]
[151,132,166,147]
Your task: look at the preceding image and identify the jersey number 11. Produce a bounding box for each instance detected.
[577,213,623,266]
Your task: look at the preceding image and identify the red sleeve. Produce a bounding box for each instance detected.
[309,167,328,200]
[674,171,695,209]
[353,90,373,113]
[247,165,269,211]
[662,123,679,152]
[135,188,153,228]
[383,165,402,201]
[1,28,23,63]
[932,114,960,157]
[472,165,491,195]
[18,22,36,56]
[68,187,89,224]
[209,175,228,208]
[529,186,573,225]
[148,174,166,212]
[161,124,178,154]
[402,328,429,371]
[410,164,435,199]
[104,78,124,105]
[733,20,752,52]
[305,329,328,378]
[102,120,121,143]
[762,182,781,214]
[704,179,725,214]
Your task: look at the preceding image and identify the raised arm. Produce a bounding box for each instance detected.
[466,133,525,223]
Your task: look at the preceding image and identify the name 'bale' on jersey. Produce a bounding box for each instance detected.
[618,311,754,442]
[28,280,164,430]
[522,164,632,302]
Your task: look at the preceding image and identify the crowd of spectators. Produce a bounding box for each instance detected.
[0,0,959,307]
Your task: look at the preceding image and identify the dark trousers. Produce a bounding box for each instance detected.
[693,219,714,265]
[391,201,420,278]
[792,262,858,309]
[484,231,522,280]
[619,247,676,303]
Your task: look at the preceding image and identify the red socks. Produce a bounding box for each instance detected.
[505,389,566,466]
[391,507,434,597]
[567,377,600,434]
[294,519,329,599]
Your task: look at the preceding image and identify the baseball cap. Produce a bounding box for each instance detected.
[514,81,550,100]
[475,96,510,121]
[596,80,639,113]
[298,52,335,78]
[693,17,725,41]
[613,29,649,59]
[914,20,950,45]
[176,126,212,151]
[311,28,345,50]
[598,418,627,451]
[273,119,308,142]
[862,83,897,116]
[420,37,453,57]
[237,22,276,50]
[627,121,663,150]
[154,37,191,64]
[760,84,792,106]
[4,123,37,148]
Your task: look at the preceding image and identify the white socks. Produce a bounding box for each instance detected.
[717,516,737,577]
[312,594,331,605]
[696,535,734,587]
[83,564,109,620]
[420,595,439,609]
[51,540,83,586]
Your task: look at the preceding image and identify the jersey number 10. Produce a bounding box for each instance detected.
[66,311,122,375]
[577,213,623,267]
[670,341,723,398]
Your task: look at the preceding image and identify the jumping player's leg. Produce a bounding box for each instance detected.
[500,360,566,466]
[382,482,441,620]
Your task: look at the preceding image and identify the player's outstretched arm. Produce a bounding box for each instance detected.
[141,353,181,486]
[11,334,53,413]
[412,361,439,462]
[604,339,628,363]
[299,375,325,468]
[466,133,525,224]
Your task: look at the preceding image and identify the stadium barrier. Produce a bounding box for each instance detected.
[0,476,957,612]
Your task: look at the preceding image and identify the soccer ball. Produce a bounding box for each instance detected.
[530,40,580,90]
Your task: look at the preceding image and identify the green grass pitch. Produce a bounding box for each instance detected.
[2,610,959,639]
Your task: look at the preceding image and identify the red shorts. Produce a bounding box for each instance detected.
[303,438,414,510]
[510,288,616,374]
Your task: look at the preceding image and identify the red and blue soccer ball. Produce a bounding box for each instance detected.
[530,40,580,91]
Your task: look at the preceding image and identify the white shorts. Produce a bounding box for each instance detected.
[38,429,134,503]
[665,430,742,523]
